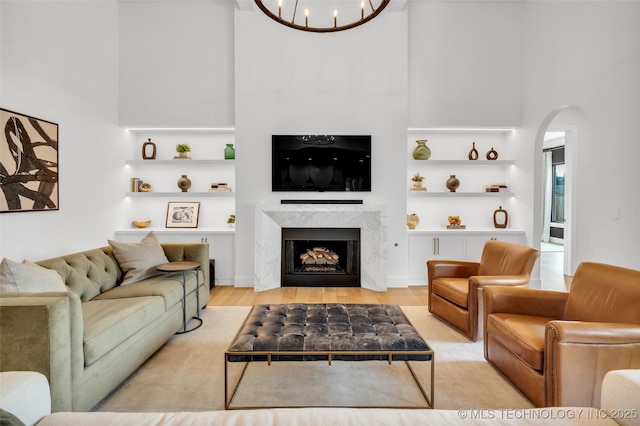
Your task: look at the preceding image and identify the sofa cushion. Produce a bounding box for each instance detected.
[92,270,203,312]
[107,231,169,286]
[36,250,120,302]
[486,313,549,371]
[431,278,469,308]
[82,297,165,366]
[0,258,66,294]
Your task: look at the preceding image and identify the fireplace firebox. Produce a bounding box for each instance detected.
[281,228,360,287]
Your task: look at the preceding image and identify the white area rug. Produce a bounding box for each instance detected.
[93,306,532,412]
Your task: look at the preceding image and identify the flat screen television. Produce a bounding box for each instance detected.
[272,135,371,192]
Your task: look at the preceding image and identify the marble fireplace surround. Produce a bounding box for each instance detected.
[254,203,387,292]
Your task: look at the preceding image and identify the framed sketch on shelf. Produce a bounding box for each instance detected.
[1,108,59,213]
[166,201,200,228]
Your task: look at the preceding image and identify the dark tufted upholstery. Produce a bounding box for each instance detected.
[228,304,431,362]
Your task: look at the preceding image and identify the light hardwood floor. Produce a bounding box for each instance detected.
[208,285,429,306]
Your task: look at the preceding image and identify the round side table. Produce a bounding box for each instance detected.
[157,261,203,334]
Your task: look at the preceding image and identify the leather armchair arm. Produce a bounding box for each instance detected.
[468,276,532,336]
[427,260,480,301]
[427,260,479,281]
[470,274,530,288]
[484,286,568,318]
[546,320,640,344]
[545,321,640,407]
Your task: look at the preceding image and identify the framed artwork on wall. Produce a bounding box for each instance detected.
[166,201,200,228]
[1,108,59,213]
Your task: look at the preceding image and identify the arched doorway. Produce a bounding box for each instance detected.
[533,106,591,287]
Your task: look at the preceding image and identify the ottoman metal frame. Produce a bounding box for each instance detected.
[224,304,434,410]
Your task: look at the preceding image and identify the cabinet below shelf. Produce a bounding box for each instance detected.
[113,227,235,285]
[407,228,527,283]
[408,191,514,197]
[126,192,234,197]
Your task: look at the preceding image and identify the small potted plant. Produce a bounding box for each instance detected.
[175,143,191,159]
[411,173,424,188]
[226,214,236,228]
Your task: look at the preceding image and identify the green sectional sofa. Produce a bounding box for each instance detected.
[0,242,209,412]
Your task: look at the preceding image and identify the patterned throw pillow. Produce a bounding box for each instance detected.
[107,231,169,285]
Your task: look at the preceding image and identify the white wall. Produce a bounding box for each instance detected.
[233,5,409,286]
[408,1,523,127]
[520,1,640,271]
[2,0,638,278]
[0,1,122,261]
[118,0,235,127]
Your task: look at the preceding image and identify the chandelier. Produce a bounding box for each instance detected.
[301,135,336,145]
[255,0,390,33]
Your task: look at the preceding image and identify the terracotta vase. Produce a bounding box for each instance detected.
[177,175,192,192]
[446,175,460,192]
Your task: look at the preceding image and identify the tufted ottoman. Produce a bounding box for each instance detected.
[225,304,434,409]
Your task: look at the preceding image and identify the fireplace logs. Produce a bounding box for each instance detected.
[300,247,339,271]
[281,227,360,287]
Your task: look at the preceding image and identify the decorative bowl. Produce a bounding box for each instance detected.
[132,220,151,228]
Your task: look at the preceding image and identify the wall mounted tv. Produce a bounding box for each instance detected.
[272,135,371,192]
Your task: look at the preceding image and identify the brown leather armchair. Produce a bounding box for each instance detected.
[427,240,539,341]
[484,261,640,407]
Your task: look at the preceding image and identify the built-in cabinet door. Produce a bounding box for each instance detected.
[465,234,525,262]
[408,234,465,283]
[408,230,527,283]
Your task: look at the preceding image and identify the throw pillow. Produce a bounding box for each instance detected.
[107,231,169,285]
[0,258,67,294]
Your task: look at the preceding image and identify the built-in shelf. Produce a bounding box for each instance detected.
[125,127,235,134]
[126,159,234,165]
[408,191,514,197]
[407,227,525,234]
[115,227,235,234]
[407,126,518,229]
[414,160,515,166]
[126,192,234,197]
[408,127,515,134]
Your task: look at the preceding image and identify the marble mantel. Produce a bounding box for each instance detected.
[254,203,387,292]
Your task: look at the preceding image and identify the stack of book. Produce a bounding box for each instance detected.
[209,183,232,192]
[130,177,143,192]
[486,183,509,192]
